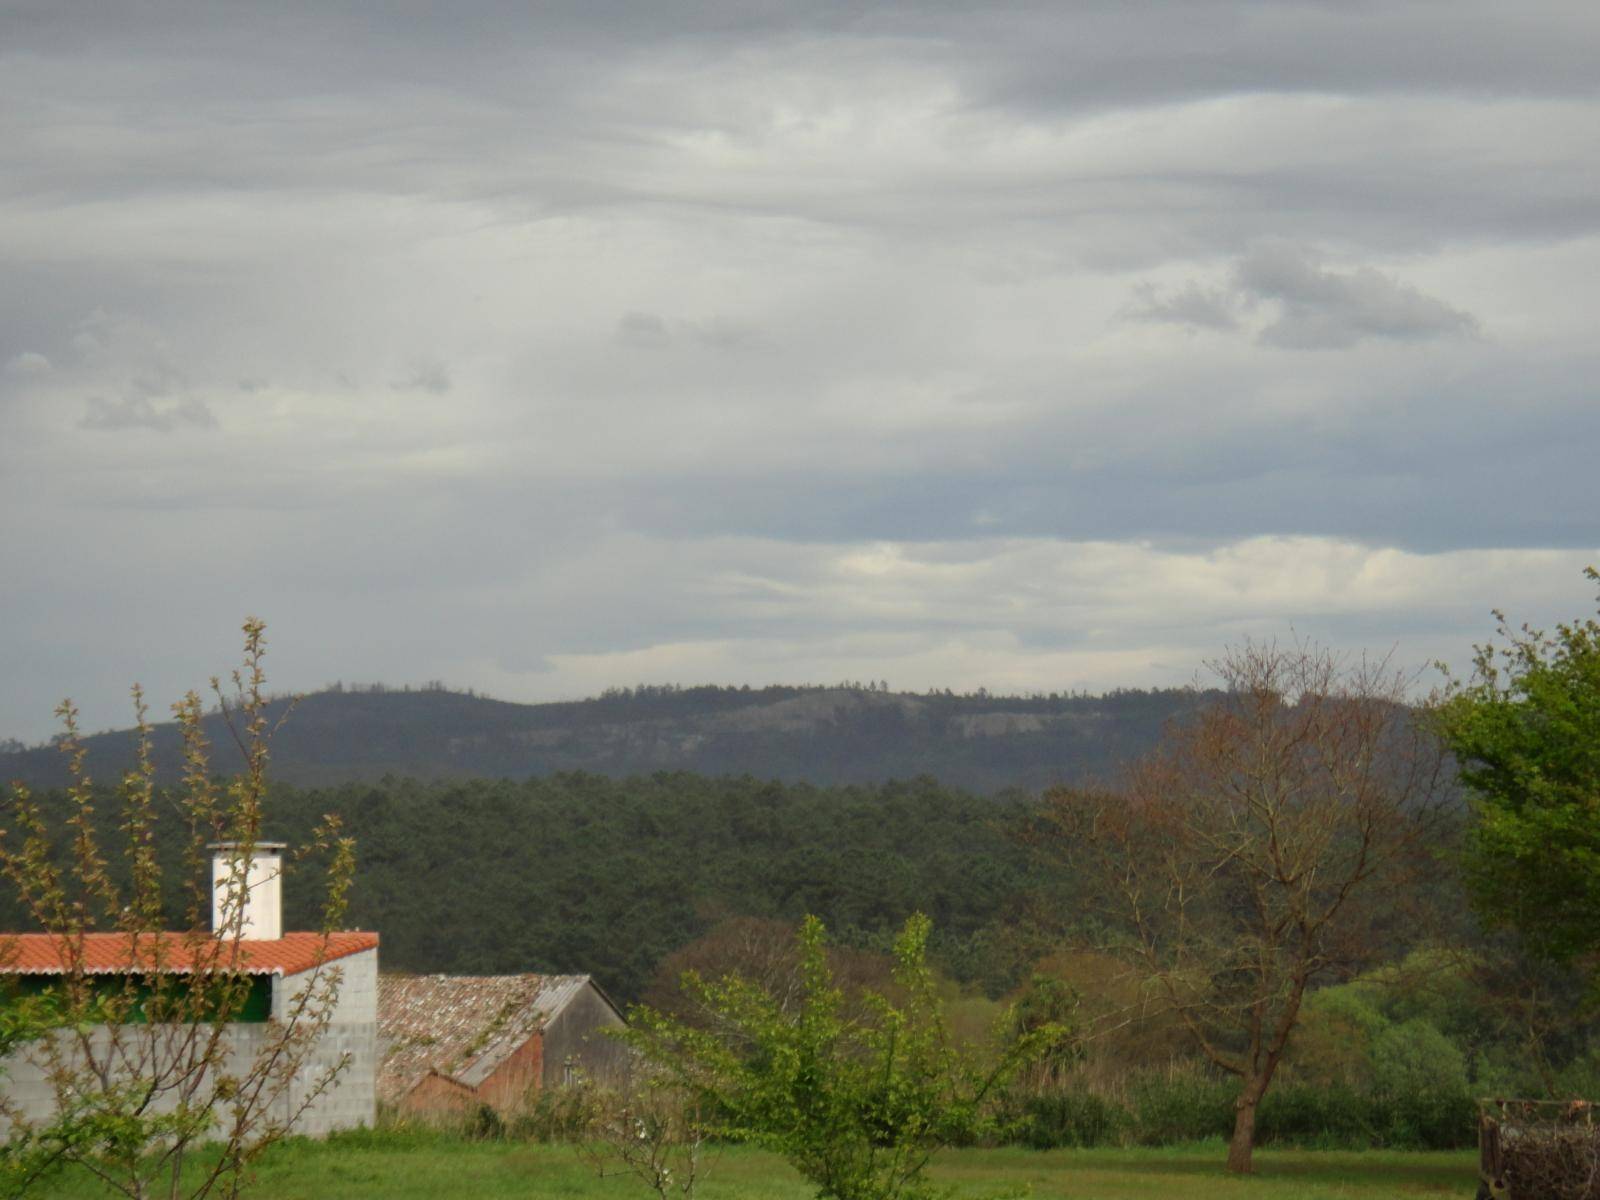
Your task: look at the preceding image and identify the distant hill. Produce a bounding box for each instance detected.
[0,683,1208,793]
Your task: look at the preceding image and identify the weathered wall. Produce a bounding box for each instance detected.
[399,1071,476,1117]
[540,983,629,1090]
[480,1031,543,1112]
[0,947,378,1138]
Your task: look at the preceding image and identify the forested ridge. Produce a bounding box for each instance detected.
[0,683,1205,794]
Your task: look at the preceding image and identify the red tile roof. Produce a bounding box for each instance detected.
[0,931,378,977]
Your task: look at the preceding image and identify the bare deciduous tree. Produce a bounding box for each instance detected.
[574,1070,713,1200]
[1036,642,1451,1173]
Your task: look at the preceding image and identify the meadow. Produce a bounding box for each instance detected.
[30,1133,1477,1200]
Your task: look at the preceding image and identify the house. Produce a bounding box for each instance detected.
[0,843,379,1136]
[378,972,628,1117]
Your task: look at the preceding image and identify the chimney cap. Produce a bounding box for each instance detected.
[207,841,288,852]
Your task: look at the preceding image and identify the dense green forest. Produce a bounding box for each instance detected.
[0,683,1204,793]
[0,764,1485,1002]
[0,772,1045,1002]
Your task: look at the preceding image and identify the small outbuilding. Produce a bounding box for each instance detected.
[377,973,627,1117]
[0,843,379,1137]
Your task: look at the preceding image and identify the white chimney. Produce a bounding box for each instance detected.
[209,842,286,941]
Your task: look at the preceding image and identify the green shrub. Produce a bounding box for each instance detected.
[1125,1068,1234,1145]
[623,914,1064,1200]
[1372,1019,1469,1096]
[1370,1084,1476,1149]
[1367,1019,1475,1149]
[1256,1082,1375,1148]
[1005,1089,1129,1149]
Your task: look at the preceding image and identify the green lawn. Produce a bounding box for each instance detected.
[29,1135,1477,1199]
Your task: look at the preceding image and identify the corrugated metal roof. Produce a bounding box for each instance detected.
[377,973,594,1103]
[0,931,378,977]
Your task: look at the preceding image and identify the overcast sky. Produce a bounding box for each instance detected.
[3,1,1598,742]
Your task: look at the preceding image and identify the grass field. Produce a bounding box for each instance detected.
[31,1134,1478,1199]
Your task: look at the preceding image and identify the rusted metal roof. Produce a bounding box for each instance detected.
[0,931,378,977]
[377,973,594,1103]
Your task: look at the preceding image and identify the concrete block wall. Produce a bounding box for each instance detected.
[1,1038,60,1124]
[281,947,378,1134]
[0,947,378,1138]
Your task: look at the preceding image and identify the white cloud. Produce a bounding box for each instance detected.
[4,351,51,376]
[465,534,1600,704]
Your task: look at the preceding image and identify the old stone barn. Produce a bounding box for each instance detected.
[377,973,627,1117]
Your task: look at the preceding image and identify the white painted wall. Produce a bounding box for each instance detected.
[210,843,284,940]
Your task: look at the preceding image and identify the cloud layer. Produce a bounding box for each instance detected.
[1,2,1596,742]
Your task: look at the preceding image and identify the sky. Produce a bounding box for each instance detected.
[2,1,1598,742]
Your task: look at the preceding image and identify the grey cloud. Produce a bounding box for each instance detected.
[1123,281,1241,331]
[616,312,672,348]
[77,354,218,431]
[555,351,1600,555]
[1236,244,1479,350]
[1129,246,1479,349]
[80,394,218,432]
[3,2,1594,253]
[689,318,765,351]
[12,3,1600,109]
[391,362,451,394]
[945,3,1600,114]
[616,312,764,351]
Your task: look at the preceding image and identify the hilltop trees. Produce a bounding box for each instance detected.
[1036,642,1452,1173]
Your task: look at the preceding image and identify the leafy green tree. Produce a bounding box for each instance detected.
[1372,1019,1468,1097]
[1434,568,1600,972]
[622,914,1061,1200]
[0,986,60,1062]
[1002,974,1081,1092]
